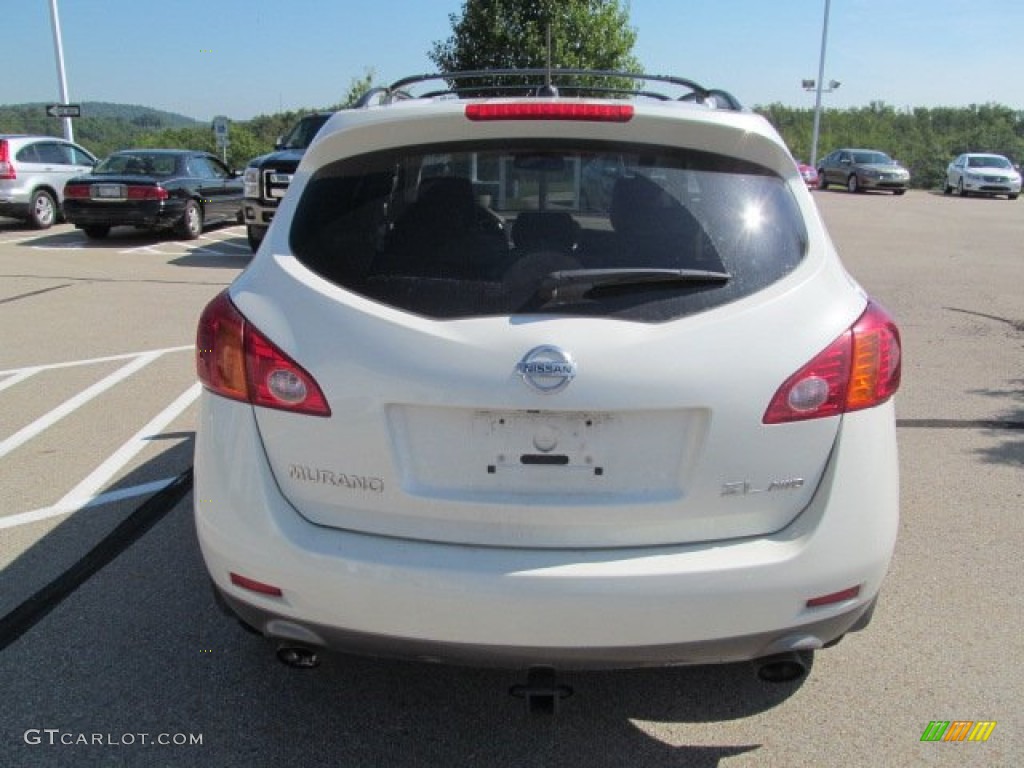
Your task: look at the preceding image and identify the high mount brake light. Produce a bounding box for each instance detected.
[197,290,331,417]
[763,300,901,424]
[465,103,634,122]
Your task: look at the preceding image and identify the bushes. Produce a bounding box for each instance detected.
[758,102,1024,189]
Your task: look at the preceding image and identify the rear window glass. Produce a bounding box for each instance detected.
[290,140,807,322]
[95,153,178,176]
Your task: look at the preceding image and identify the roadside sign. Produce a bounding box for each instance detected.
[46,104,81,118]
[212,115,229,136]
[212,116,230,163]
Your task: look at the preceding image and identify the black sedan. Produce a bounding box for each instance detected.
[63,149,243,240]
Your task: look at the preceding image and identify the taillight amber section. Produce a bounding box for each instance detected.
[196,290,248,402]
[846,306,901,412]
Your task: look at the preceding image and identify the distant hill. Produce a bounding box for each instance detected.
[0,100,337,169]
[0,101,206,160]
[73,102,199,127]
[0,101,199,130]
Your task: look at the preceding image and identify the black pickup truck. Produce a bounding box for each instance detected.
[241,113,331,251]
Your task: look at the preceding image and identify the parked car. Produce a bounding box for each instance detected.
[63,149,243,240]
[795,160,818,189]
[944,153,1020,199]
[817,148,910,194]
[195,70,902,688]
[242,113,331,251]
[0,134,97,228]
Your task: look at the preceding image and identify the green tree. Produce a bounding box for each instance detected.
[330,68,378,109]
[429,0,640,94]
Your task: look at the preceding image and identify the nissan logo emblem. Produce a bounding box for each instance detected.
[516,346,576,393]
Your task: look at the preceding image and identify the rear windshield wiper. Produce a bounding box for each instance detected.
[539,268,731,301]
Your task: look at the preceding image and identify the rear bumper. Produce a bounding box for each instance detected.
[215,582,875,669]
[194,393,899,669]
[64,199,185,229]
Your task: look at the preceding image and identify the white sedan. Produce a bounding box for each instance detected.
[945,153,1021,199]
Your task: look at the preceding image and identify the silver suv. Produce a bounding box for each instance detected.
[0,135,97,228]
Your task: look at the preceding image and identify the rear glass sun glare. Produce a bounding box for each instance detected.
[465,103,634,122]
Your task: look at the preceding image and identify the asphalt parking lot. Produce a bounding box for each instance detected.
[0,193,1021,767]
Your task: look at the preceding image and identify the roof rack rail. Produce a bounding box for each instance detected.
[353,70,744,111]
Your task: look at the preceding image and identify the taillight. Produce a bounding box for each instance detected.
[196,290,330,416]
[465,102,634,122]
[64,183,90,199]
[763,300,901,424]
[0,140,15,180]
[126,185,168,200]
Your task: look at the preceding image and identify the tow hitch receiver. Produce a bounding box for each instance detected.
[509,666,573,715]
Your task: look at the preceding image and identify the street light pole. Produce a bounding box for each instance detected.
[809,0,832,169]
[48,0,74,142]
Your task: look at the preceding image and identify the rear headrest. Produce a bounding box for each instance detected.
[417,176,474,216]
[610,175,688,236]
[511,211,579,253]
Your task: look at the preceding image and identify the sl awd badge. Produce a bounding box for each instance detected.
[516,346,576,394]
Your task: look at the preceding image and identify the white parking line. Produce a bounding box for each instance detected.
[0,478,176,530]
[199,234,250,251]
[119,244,166,255]
[0,345,192,377]
[0,350,163,460]
[0,382,201,530]
[0,369,38,394]
[29,246,86,252]
[55,382,201,510]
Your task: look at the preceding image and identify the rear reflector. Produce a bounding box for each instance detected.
[230,572,283,597]
[763,300,901,424]
[466,102,634,122]
[806,585,861,608]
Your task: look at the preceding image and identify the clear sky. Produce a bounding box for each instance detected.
[5,0,1023,121]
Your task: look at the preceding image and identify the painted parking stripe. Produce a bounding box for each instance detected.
[0,369,39,394]
[199,234,250,251]
[118,244,166,255]
[0,382,201,529]
[0,350,163,460]
[56,382,201,510]
[29,243,86,251]
[0,345,192,377]
[0,478,175,530]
